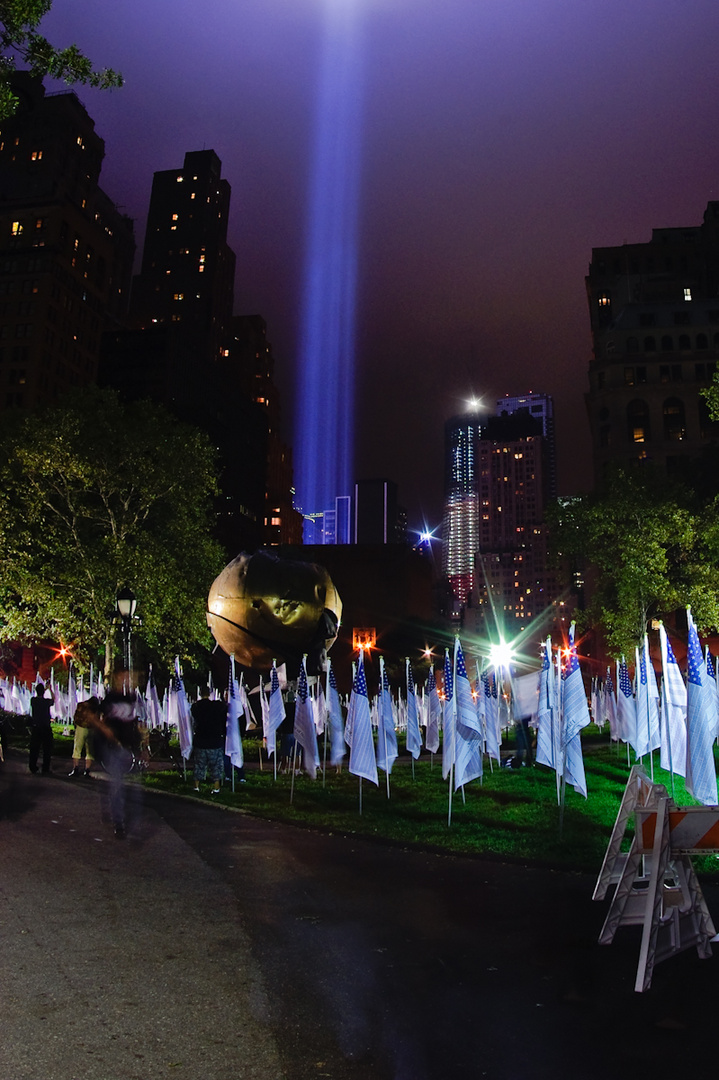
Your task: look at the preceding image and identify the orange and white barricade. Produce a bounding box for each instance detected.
[595,769,716,992]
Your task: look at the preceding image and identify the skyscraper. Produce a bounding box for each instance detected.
[495,392,557,500]
[586,202,719,483]
[441,410,483,608]
[0,74,134,411]
[472,413,559,635]
[100,150,301,551]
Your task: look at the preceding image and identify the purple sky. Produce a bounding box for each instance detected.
[42,0,719,533]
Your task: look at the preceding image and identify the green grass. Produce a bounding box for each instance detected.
[140,735,719,877]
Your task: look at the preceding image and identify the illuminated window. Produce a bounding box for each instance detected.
[598,292,611,307]
[684,287,692,301]
[176,175,183,182]
[172,214,179,220]
[30,150,42,161]
[173,293,184,301]
[11,221,22,236]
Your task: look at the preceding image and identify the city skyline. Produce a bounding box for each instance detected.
[38,0,719,531]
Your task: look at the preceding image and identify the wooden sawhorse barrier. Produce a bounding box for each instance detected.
[594,765,716,992]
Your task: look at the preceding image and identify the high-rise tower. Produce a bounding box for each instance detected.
[0,74,134,411]
[441,410,483,607]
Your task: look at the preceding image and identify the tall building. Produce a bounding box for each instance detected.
[495,393,557,500]
[226,315,302,547]
[100,151,301,552]
[126,148,235,412]
[586,202,719,483]
[441,410,483,607]
[470,414,560,635]
[0,74,134,411]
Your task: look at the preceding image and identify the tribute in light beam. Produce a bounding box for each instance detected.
[294,0,364,538]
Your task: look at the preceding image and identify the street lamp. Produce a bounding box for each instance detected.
[116,586,137,679]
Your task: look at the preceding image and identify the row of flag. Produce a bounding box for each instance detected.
[590,611,719,805]
[6,609,718,806]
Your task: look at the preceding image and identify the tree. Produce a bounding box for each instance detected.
[0,0,122,120]
[548,467,719,657]
[0,388,225,676]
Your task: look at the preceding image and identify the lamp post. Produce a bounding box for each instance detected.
[116,587,137,680]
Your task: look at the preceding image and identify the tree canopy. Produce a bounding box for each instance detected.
[548,466,719,657]
[0,387,224,675]
[0,0,122,120]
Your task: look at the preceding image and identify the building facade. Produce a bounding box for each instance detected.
[100,150,301,552]
[586,202,719,483]
[0,74,134,411]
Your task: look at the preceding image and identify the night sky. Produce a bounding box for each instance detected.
[41,0,719,533]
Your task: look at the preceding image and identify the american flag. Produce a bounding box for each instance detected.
[171,657,193,760]
[377,657,398,774]
[686,609,718,804]
[294,657,319,779]
[326,660,345,767]
[442,647,456,779]
[658,623,686,778]
[616,655,636,748]
[453,638,482,789]
[266,662,285,757]
[405,660,422,760]
[560,624,589,797]
[536,638,556,770]
[345,652,378,785]
[225,656,244,770]
[425,666,441,754]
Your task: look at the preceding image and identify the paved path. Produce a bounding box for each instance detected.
[2,752,719,1079]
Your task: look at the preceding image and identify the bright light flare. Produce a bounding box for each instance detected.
[488,640,514,669]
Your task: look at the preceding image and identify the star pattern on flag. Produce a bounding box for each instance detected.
[426,667,436,694]
[687,620,704,686]
[443,650,453,701]
[456,643,468,681]
[354,654,368,698]
[619,658,632,698]
[297,660,309,703]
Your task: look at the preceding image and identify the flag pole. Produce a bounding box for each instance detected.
[380,658,391,800]
[359,776,363,816]
[448,764,454,826]
[289,738,298,804]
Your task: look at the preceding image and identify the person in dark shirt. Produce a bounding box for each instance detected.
[28,682,54,774]
[191,687,227,794]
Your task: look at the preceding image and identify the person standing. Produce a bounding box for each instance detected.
[69,696,99,776]
[191,687,227,794]
[28,682,53,775]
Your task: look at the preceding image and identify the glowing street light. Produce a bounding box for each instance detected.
[115,586,138,678]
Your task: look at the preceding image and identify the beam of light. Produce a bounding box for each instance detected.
[294,0,364,537]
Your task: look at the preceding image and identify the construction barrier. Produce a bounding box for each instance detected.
[594,766,716,992]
